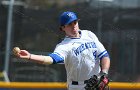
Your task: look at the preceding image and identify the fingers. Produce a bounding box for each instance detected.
[19,50,29,56]
[13,47,30,59]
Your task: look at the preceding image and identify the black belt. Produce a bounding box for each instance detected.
[72,80,88,85]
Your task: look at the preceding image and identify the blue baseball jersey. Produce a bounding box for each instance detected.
[49,30,109,83]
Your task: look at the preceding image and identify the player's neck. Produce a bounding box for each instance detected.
[66,31,81,38]
[73,33,80,38]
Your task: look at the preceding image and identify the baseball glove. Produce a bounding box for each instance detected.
[85,72,110,90]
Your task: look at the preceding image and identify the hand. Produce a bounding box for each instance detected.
[18,50,31,59]
[97,71,109,90]
[13,47,30,59]
[97,71,108,79]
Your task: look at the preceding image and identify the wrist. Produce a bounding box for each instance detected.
[28,54,31,60]
[101,69,108,74]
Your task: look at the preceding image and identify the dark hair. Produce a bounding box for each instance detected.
[59,26,65,31]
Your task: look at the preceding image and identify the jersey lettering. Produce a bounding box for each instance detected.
[73,42,96,56]
[93,50,97,59]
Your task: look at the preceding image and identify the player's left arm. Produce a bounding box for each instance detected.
[93,34,110,89]
[88,30,110,73]
[100,56,110,74]
[85,56,110,90]
[97,56,110,90]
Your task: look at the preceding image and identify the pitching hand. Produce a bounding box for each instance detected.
[13,47,30,59]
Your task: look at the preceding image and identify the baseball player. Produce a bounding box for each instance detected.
[13,11,110,90]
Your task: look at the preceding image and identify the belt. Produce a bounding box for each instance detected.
[72,80,88,85]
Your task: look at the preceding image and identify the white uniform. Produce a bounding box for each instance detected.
[49,30,109,90]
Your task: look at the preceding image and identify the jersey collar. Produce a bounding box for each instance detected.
[65,30,82,39]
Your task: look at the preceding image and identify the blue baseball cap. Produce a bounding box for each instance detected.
[60,11,78,26]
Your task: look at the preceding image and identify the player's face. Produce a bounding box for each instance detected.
[62,20,80,37]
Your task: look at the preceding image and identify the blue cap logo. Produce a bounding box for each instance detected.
[60,11,78,26]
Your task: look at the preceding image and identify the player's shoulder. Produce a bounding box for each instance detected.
[56,38,70,47]
[80,30,89,33]
[81,30,96,37]
[81,29,94,33]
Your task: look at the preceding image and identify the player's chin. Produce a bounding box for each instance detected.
[72,30,78,34]
[71,32,77,36]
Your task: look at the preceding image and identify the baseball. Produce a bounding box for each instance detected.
[13,47,20,54]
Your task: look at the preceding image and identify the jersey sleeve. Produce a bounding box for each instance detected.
[88,31,109,60]
[49,44,68,64]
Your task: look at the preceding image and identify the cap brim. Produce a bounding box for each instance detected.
[65,18,79,25]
